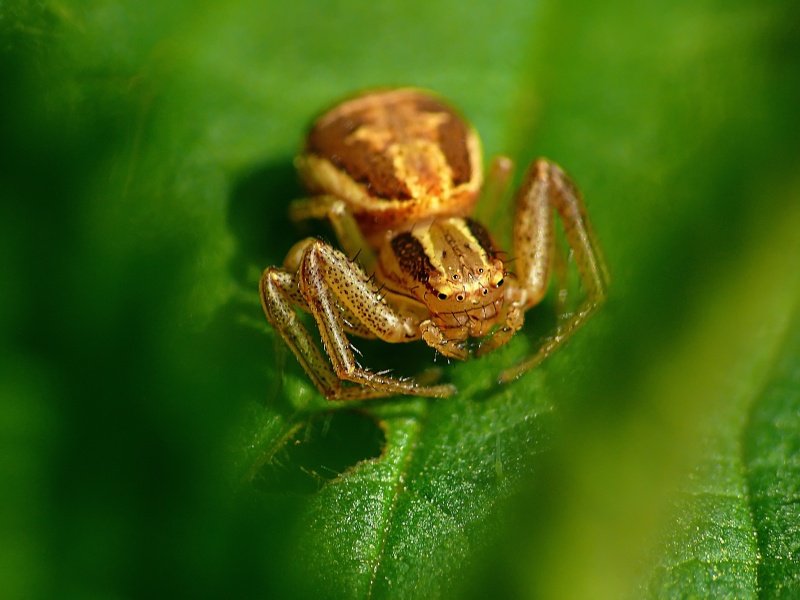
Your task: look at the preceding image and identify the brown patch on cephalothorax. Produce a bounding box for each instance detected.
[390,232,436,284]
[464,218,499,258]
[390,232,436,283]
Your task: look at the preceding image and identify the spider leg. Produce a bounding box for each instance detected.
[500,159,609,382]
[474,155,515,228]
[420,320,470,360]
[260,238,456,400]
[474,304,524,358]
[289,195,377,272]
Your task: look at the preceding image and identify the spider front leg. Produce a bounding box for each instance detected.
[260,239,457,400]
[474,304,525,358]
[420,320,470,361]
[500,158,609,383]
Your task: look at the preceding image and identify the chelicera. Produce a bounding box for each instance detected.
[260,88,609,400]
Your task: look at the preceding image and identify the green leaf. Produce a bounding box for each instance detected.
[642,312,800,599]
[2,1,799,599]
[286,387,554,598]
[746,329,800,595]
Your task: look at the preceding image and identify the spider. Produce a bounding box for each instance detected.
[260,88,608,400]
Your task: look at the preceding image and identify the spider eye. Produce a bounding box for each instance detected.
[478,268,484,274]
[456,294,465,302]
[452,274,459,281]
[438,292,448,300]
[482,289,488,295]
[496,278,504,287]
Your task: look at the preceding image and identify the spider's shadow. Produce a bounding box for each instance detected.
[228,158,301,286]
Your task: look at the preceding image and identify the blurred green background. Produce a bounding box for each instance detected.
[2,1,799,598]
